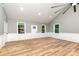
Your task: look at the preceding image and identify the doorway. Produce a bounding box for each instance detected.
[31,25,37,33]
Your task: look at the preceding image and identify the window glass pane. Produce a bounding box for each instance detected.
[42,25,45,33]
[55,24,59,28]
[55,24,59,33]
[18,23,25,34]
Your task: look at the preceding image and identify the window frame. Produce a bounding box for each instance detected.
[53,23,60,33]
[41,24,46,33]
[17,22,26,34]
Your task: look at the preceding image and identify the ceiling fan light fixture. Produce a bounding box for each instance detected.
[49,15,52,18]
[38,12,41,16]
[72,3,77,6]
[20,7,24,11]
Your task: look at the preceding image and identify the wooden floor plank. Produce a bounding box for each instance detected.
[0,37,79,56]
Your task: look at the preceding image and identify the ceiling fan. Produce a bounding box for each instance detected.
[51,3,79,14]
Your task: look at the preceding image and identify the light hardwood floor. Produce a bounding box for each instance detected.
[0,37,79,56]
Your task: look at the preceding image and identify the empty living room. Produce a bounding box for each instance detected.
[0,0,79,57]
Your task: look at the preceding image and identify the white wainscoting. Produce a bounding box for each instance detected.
[0,33,79,48]
[7,33,79,43]
[50,33,79,43]
[0,34,6,48]
[7,33,50,42]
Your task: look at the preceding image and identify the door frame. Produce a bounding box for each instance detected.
[53,23,60,33]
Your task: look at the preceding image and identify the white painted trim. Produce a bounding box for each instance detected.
[50,33,79,43]
[17,22,26,34]
[41,24,46,33]
[7,33,49,42]
[53,23,60,33]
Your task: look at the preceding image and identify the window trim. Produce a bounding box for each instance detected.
[41,24,46,33]
[53,23,60,33]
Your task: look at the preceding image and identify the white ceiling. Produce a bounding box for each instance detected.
[3,3,68,23]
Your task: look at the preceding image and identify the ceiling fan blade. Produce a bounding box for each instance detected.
[55,7,65,14]
[73,5,76,12]
[77,3,79,4]
[70,3,73,5]
[51,4,66,8]
[63,4,71,14]
[54,3,71,14]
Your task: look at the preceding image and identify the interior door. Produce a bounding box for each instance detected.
[31,25,37,33]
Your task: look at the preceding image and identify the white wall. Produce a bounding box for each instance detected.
[4,20,7,34]
[8,19,47,33]
[48,5,79,33]
[0,4,5,35]
[0,4,7,48]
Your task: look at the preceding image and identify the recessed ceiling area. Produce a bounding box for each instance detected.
[3,3,68,23]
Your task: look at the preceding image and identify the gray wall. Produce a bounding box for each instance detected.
[0,4,6,35]
[47,5,79,33]
[8,19,47,33]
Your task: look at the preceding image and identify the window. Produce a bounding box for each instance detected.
[53,24,60,33]
[17,22,25,34]
[41,24,46,33]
